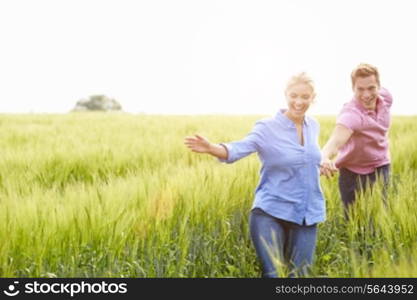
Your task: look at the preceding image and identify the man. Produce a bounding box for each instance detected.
[320,63,392,214]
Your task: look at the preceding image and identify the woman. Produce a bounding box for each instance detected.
[184,73,325,277]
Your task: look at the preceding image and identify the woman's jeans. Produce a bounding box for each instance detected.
[249,208,317,278]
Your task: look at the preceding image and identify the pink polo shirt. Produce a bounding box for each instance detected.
[335,88,392,174]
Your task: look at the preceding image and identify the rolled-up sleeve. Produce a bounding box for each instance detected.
[336,109,362,132]
[379,87,393,108]
[218,122,264,163]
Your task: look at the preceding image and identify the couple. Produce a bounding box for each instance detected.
[184,63,392,278]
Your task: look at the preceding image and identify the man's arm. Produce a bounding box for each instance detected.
[320,124,353,177]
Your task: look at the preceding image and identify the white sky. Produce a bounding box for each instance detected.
[0,0,416,115]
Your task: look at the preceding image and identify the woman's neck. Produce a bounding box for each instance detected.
[284,111,304,126]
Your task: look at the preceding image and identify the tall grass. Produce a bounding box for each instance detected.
[0,113,416,277]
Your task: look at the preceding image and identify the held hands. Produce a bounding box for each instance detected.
[184,134,212,153]
[320,157,338,178]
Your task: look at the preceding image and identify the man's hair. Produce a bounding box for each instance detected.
[285,72,315,94]
[351,63,380,87]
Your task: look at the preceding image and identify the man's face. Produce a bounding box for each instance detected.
[353,75,380,110]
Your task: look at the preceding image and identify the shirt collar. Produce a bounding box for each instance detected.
[275,109,309,128]
[352,96,382,116]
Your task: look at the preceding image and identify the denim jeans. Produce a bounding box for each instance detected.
[249,208,317,278]
[338,164,390,214]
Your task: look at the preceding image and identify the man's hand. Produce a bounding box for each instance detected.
[320,157,338,178]
[320,124,353,178]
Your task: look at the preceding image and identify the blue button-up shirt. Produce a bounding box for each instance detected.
[219,109,326,225]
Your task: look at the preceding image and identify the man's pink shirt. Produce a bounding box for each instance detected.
[335,88,392,174]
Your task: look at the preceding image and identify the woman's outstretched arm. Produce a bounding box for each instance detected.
[184,134,228,160]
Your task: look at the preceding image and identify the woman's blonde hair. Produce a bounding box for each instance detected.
[285,72,315,94]
[351,63,380,87]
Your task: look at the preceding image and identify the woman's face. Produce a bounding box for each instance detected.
[285,83,315,119]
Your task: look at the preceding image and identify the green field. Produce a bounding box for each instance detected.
[0,113,416,277]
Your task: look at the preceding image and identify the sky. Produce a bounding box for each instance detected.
[0,0,416,115]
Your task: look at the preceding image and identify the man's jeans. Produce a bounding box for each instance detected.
[249,208,317,278]
[338,164,390,214]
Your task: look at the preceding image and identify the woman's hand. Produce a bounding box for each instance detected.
[184,134,212,153]
[320,157,338,178]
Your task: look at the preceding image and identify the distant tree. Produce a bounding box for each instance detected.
[72,95,122,112]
